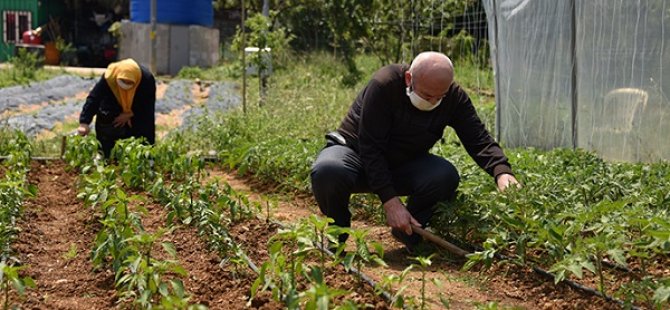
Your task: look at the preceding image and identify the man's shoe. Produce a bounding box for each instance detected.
[325,241,347,257]
[391,228,423,254]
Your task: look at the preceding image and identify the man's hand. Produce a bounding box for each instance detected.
[383,197,421,235]
[77,124,90,136]
[497,173,521,192]
[113,112,133,128]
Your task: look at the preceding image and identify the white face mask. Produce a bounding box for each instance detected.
[117,79,134,90]
[406,86,442,111]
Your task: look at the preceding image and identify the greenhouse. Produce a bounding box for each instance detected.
[484,0,670,162]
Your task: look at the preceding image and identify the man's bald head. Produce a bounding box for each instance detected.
[409,51,454,84]
[405,52,454,104]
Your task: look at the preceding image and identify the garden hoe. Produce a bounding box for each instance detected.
[410,224,469,257]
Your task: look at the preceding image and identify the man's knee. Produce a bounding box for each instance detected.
[311,159,350,192]
[425,159,460,197]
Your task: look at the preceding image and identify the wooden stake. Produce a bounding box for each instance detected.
[60,135,67,159]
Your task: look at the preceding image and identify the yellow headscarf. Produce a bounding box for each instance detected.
[104,59,141,114]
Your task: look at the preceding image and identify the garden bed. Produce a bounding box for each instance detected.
[10,161,390,309]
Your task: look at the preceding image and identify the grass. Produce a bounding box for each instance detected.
[0,66,60,88]
[0,49,63,88]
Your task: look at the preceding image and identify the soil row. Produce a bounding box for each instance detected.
[10,161,389,309]
[208,166,625,310]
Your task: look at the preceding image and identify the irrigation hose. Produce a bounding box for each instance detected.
[314,242,397,305]
[414,227,639,310]
[266,217,400,308]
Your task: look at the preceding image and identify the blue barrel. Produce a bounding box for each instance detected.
[130,0,213,27]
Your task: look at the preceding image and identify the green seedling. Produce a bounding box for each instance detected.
[63,134,100,172]
[340,228,386,288]
[411,255,435,310]
[116,229,190,308]
[375,265,413,308]
[63,243,78,261]
[300,267,349,310]
[111,137,155,189]
[0,263,35,310]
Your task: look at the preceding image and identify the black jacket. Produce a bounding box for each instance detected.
[79,65,156,144]
[337,64,513,203]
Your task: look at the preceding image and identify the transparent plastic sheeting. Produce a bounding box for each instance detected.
[483,0,670,162]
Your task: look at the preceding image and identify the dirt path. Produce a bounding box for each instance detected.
[12,161,283,309]
[13,161,117,309]
[208,166,619,310]
[136,194,283,309]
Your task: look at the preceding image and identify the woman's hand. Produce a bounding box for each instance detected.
[113,112,133,128]
[77,124,90,136]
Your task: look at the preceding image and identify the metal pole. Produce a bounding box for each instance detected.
[260,0,270,104]
[411,0,415,57]
[492,0,502,142]
[262,0,269,17]
[60,136,66,159]
[570,0,578,149]
[241,0,246,114]
[150,0,157,75]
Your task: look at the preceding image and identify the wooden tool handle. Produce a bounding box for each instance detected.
[411,224,470,257]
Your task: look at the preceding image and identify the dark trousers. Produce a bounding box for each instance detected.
[95,122,131,158]
[310,144,460,239]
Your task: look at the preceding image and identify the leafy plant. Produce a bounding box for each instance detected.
[76,164,118,209]
[8,48,42,83]
[63,243,78,261]
[375,265,413,308]
[91,189,144,272]
[111,138,154,189]
[300,267,349,310]
[64,134,100,173]
[116,229,190,308]
[411,255,435,310]
[231,12,293,77]
[338,228,386,288]
[0,263,35,310]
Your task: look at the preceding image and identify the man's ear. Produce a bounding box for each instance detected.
[404,71,412,87]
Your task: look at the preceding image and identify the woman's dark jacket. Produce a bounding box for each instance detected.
[79,65,156,144]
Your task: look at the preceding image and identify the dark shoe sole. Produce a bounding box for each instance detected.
[391,228,423,254]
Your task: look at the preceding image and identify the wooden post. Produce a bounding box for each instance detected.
[60,135,67,159]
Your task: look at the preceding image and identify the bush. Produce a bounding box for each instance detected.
[7,48,43,84]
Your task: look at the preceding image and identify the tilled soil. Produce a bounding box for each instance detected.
[10,161,390,309]
[135,191,284,310]
[207,165,626,310]
[11,161,282,309]
[12,161,117,309]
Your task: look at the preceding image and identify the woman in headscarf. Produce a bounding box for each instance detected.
[77,58,156,157]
